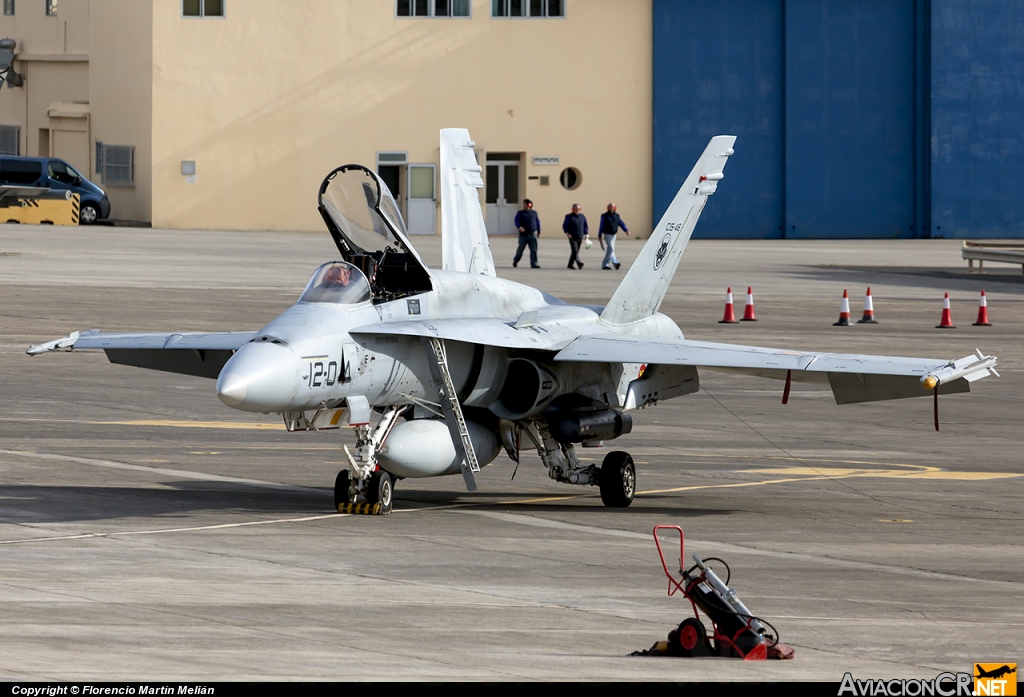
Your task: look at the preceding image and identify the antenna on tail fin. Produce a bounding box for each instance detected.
[601,136,736,325]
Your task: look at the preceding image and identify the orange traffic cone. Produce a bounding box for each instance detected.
[833,289,851,326]
[719,287,738,323]
[936,292,955,328]
[856,287,878,324]
[972,290,992,326]
[740,286,757,321]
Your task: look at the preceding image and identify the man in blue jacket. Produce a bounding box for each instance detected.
[562,203,588,270]
[513,199,541,268]
[598,202,628,270]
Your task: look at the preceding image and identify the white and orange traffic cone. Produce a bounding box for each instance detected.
[856,287,878,324]
[740,286,757,321]
[973,290,992,326]
[719,287,738,323]
[936,292,955,328]
[833,289,851,326]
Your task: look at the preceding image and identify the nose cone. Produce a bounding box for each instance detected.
[217,343,298,412]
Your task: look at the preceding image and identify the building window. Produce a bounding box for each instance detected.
[45,0,56,17]
[0,125,19,155]
[492,0,563,17]
[102,144,134,187]
[182,0,224,18]
[397,0,469,17]
[559,166,580,190]
[4,1,14,17]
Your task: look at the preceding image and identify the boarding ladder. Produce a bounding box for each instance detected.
[427,337,480,491]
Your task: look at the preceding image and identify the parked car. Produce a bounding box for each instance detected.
[0,156,111,224]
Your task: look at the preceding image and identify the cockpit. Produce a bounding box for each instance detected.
[298,262,372,305]
[317,165,432,303]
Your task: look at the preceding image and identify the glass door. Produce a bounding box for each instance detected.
[406,164,436,235]
[485,153,521,236]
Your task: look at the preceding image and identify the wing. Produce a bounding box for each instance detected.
[350,318,575,351]
[555,335,998,405]
[440,128,496,276]
[27,330,257,379]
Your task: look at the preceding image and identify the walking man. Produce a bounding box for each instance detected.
[598,202,628,270]
[513,199,541,268]
[562,203,588,269]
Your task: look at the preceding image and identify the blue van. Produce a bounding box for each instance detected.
[0,156,111,224]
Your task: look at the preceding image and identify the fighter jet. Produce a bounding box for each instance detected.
[28,129,998,515]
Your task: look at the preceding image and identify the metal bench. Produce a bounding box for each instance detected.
[962,240,1024,276]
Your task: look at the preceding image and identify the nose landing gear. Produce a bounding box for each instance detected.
[333,406,404,515]
[334,467,394,516]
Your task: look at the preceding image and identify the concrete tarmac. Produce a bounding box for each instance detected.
[1,225,1022,681]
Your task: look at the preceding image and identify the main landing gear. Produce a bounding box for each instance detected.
[519,421,636,508]
[333,405,404,515]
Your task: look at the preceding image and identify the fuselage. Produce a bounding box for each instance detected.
[215,265,681,416]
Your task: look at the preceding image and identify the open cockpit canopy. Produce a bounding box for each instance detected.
[317,165,432,301]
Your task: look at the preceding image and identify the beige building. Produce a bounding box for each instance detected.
[0,0,652,236]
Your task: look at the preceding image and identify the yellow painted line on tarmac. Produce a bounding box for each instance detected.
[89,419,279,430]
[506,464,1020,505]
[743,466,1022,481]
[0,417,280,429]
[651,453,937,469]
[505,475,835,504]
[506,494,592,504]
[637,475,838,497]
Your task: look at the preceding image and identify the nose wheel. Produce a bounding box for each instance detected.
[333,468,393,515]
[333,470,354,509]
[366,470,394,515]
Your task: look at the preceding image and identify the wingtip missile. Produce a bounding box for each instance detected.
[921,352,998,390]
[26,330,88,355]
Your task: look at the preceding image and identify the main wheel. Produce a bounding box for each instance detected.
[599,451,635,508]
[79,202,99,225]
[668,618,710,657]
[366,469,393,515]
[333,470,353,510]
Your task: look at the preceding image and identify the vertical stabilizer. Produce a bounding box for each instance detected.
[440,128,496,276]
[601,136,736,325]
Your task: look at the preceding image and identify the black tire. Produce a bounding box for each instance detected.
[79,202,99,225]
[668,618,710,657]
[599,451,635,508]
[333,470,352,510]
[366,469,393,515]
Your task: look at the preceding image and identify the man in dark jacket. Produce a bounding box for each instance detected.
[598,203,628,270]
[513,199,541,268]
[562,203,588,269]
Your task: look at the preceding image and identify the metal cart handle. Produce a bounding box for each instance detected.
[652,525,686,596]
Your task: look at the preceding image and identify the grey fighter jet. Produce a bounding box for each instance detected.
[28,129,998,514]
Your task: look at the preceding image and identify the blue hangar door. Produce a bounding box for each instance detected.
[653,0,926,239]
